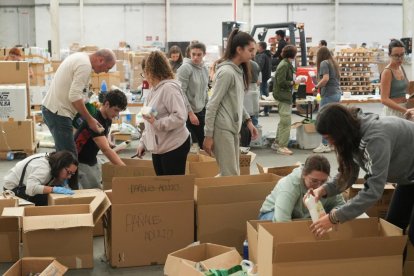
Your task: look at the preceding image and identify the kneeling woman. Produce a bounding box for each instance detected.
[3,151,78,206]
[259,154,345,221]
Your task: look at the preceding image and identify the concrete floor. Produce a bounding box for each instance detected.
[0,102,383,275]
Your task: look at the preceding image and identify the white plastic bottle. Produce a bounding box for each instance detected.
[113,140,130,152]
[304,194,326,223]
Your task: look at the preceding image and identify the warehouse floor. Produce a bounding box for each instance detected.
[0,102,382,275]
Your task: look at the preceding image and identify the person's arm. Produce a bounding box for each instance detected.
[333,137,390,223]
[323,193,346,213]
[176,65,194,113]
[380,69,408,113]
[276,63,293,89]
[255,54,265,70]
[93,136,126,166]
[25,163,53,196]
[272,177,300,222]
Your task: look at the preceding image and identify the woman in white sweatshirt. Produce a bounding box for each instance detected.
[136,51,190,175]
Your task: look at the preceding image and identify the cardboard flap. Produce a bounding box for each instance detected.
[201,250,242,270]
[195,174,280,204]
[102,158,155,182]
[2,206,25,217]
[89,192,111,225]
[39,259,68,276]
[23,213,93,231]
[112,175,195,204]
[256,163,300,176]
[0,197,18,214]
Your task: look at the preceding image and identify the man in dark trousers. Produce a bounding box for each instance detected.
[255,41,272,116]
[272,30,287,70]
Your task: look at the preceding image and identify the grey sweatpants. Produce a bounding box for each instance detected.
[213,128,240,176]
[78,162,102,189]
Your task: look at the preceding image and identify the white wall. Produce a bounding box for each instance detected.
[0,1,405,50]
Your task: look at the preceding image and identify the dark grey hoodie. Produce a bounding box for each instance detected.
[204,60,250,137]
[323,110,414,222]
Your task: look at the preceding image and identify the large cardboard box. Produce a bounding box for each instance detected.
[164,243,242,276]
[246,220,272,264]
[3,257,67,276]
[48,189,111,237]
[0,84,28,120]
[101,158,156,189]
[0,119,35,151]
[256,163,299,176]
[257,218,406,276]
[239,152,256,175]
[405,239,414,275]
[296,123,322,149]
[348,183,395,218]
[0,197,19,262]
[29,64,45,86]
[3,192,110,269]
[106,175,195,267]
[186,153,219,177]
[195,174,281,252]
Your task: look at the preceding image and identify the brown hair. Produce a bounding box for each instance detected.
[5,47,22,61]
[218,28,255,89]
[302,154,330,176]
[281,45,297,59]
[145,51,174,82]
[316,46,340,80]
[167,45,183,63]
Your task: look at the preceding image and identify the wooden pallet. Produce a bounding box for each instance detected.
[0,141,39,159]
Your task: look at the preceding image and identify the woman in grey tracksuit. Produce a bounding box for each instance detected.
[310,103,414,248]
[203,29,258,176]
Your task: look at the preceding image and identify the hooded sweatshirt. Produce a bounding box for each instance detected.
[260,166,345,222]
[139,79,189,154]
[204,60,250,137]
[176,58,209,113]
[255,50,272,82]
[323,110,414,222]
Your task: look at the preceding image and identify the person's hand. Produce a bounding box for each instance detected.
[404,108,414,121]
[143,114,156,125]
[312,186,327,201]
[247,121,258,140]
[310,214,334,237]
[52,186,74,195]
[189,112,200,126]
[203,137,214,156]
[136,144,146,158]
[88,118,104,134]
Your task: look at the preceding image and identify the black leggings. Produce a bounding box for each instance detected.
[186,108,205,148]
[152,136,191,176]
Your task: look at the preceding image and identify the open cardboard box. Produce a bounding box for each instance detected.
[106,175,195,267]
[101,158,156,189]
[195,173,281,252]
[257,218,407,276]
[48,189,111,236]
[186,153,219,178]
[164,243,242,276]
[3,257,67,276]
[246,220,272,264]
[256,163,299,177]
[0,197,19,262]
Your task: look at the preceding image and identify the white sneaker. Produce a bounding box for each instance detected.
[313,143,332,153]
[270,143,280,151]
[190,143,200,154]
[276,147,293,155]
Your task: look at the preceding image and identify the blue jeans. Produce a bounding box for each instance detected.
[320,93,341,145]
[260,81,270,114]
[41,106,77,155]
[259,210,274,220]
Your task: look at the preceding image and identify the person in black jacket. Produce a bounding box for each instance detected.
[272,30,287,70]
[255,41,272,116]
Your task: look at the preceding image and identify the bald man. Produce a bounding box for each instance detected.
[42,49,116,155]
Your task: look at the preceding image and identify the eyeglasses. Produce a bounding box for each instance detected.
[308,176,327,186]
[390,54,404,60]
[65,168,76,176]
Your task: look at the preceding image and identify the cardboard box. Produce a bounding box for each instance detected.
[4,191,110,269]
[106,175,195,267]
[348,183,395,218]
[256,163,299,176]
[0,84,28,120]
[164,243,242,276]
[239,152,256,175]
[186,153,219,178]
[0,119,35,151]
[0,62,30,117]
[195,174,281,252]
[404,261,414,276]
[48,189,111,237]
[3,257,67,276]
[246,220,272,264]
[296,123,322,149]
[0,197,19,262]
[257,218,406,276]
[30,64,45,86]
[101,158,156,190]
[90,72,121,91]
[29,86,47,105]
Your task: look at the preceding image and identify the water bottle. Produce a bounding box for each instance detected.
[141,80,150,102]
[375,86,380,96]
[243,240,249,260]
[113,141,130,152]
[0,151,14,161]
[304,194,327,223]
[316,93,321,102]
[100,80,108,93]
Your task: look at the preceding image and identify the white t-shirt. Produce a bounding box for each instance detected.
[42,52,92,118]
